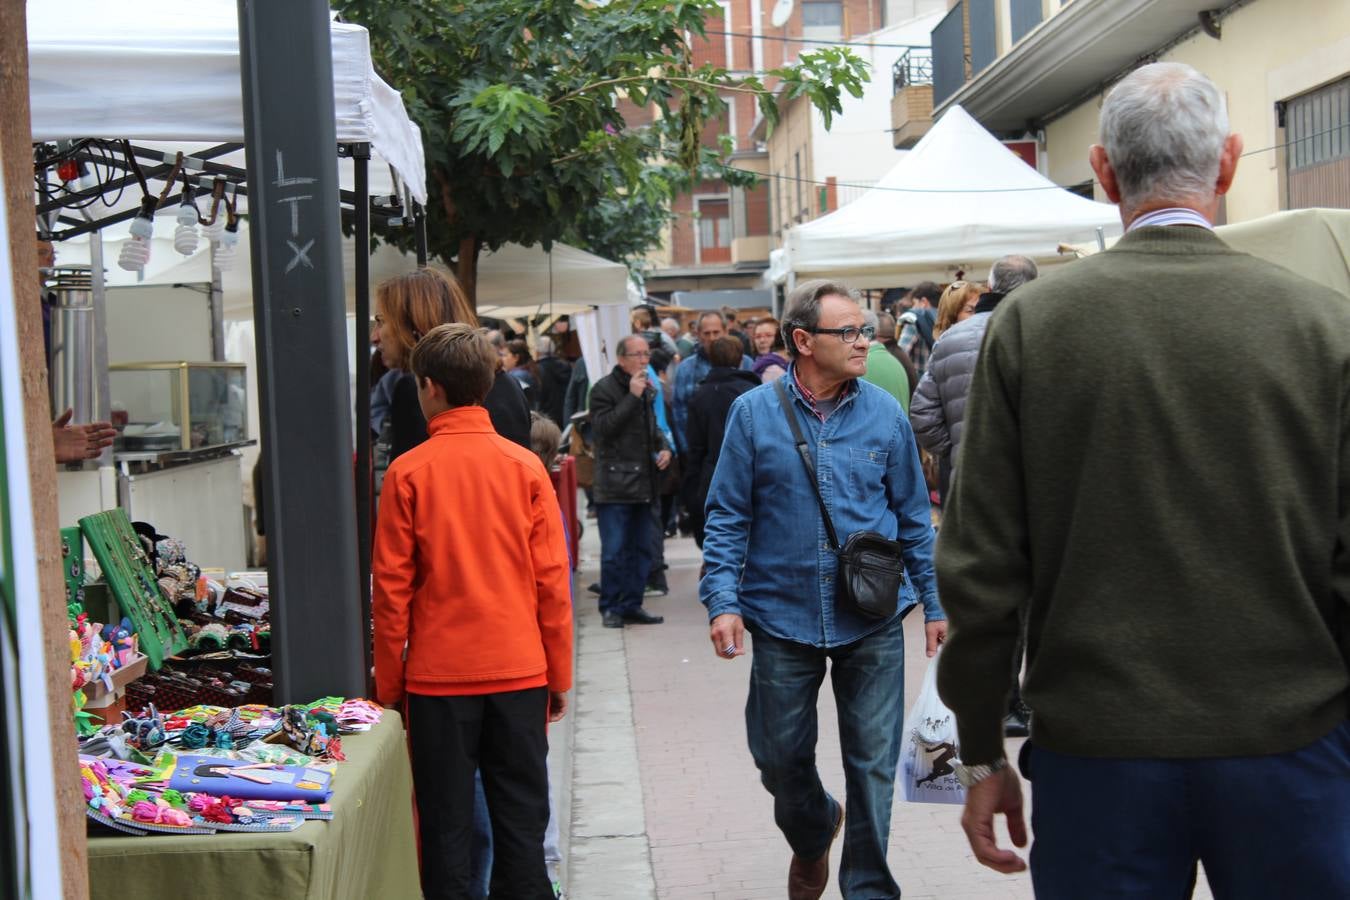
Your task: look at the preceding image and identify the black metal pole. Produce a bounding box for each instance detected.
[237,0,364,702]
[351,144,374,690]
[414,202,428,267]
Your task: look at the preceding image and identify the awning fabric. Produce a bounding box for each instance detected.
[782,105,1123,287]
[27,0,427,204]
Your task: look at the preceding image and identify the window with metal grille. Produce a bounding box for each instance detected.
[1288,77,1350,171]
[1285,76,1350,210]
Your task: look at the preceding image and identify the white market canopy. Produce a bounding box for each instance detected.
[27,0,427,204]
[781,105,1123,287]
[55,218,633,319]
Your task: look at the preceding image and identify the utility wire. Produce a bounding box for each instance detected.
[723,123,1349,194]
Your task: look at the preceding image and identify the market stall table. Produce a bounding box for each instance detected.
[86,713,420,900]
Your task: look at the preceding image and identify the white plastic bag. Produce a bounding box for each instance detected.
[899,649,966,804]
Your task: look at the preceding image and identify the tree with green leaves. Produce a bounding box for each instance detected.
[333,0,868,304]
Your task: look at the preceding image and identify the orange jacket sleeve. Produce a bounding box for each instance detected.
[372,465,416,706]
[530,469,574,693]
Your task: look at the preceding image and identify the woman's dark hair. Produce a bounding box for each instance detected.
[506,338,538,380]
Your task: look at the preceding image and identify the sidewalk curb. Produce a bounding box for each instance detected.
[564,543,658,898]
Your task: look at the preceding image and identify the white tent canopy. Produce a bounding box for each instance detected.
[781,105,1122,287]
[28,0,427,204]
[55,217,633,319]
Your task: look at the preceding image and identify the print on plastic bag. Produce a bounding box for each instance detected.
[900,648,966,805]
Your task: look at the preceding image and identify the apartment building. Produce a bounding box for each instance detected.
[926,0,1350,221]
[641,0,907,301]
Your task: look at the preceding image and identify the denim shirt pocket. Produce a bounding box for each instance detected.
[848,447,889,496]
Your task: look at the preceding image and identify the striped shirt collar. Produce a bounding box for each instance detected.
[1127,207,1214,232]
[791,366,856,423]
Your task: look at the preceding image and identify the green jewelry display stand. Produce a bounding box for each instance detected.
[78,509,187,669]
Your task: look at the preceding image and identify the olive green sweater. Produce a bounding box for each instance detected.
[936,226,1350,765]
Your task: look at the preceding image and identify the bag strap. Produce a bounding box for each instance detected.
[774,379,841,551]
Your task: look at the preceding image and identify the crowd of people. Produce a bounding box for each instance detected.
[366,61,1348,900]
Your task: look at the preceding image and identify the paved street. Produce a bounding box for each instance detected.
[564,519,1216,899]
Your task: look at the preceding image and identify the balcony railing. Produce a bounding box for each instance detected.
[892,47,934,94]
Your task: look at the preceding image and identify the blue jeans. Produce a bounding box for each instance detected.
[596,502,654,615]
[470,770,492,899]
[1027,720,1350,899]
[745,616,907,899]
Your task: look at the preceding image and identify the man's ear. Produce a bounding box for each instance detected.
[790,326,812,358]
[1089,145,1121,204]
[1216,133,1243,196]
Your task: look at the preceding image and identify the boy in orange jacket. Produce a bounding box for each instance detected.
[374,323,573,900]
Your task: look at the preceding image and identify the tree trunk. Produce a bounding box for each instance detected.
[456,235,482,312]
[0,0,89,894]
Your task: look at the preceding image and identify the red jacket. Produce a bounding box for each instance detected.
[373,406,573,704]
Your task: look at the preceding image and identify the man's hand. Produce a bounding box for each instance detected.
[629,369,649,397]
[925,619,948,658]
[548,691,568,722]
[52,408,117,464]
[961,767,1027,874]
[655,449,672,470]
[709,613,745,660]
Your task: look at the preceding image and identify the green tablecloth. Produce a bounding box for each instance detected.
[88,713,422,900]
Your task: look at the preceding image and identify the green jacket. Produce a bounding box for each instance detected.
[937,225,1350,765]
[862,342,911,414]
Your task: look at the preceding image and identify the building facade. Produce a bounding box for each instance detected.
[640,0,896,300]
[928,0,1350,221]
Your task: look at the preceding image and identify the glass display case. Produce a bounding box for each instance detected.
[109,362,248,453]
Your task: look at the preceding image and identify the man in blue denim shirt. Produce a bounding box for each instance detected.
[700,280,945,900]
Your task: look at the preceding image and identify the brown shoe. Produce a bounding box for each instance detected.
[787,800,844,900]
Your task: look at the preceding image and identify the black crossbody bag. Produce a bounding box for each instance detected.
[775,379,906,620]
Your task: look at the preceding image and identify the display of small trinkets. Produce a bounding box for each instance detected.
[80,697,382,836]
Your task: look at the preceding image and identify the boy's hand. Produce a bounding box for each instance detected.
[548,691,568,722]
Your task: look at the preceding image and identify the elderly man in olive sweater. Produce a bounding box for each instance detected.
[936,62,1350,898]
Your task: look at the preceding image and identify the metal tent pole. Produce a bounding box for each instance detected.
[237,0,364,702]
[349,143,374,688]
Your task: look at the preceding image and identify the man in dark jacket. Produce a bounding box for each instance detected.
[534,335,573,428]
[589,335,673,628]
[682,336,761,548]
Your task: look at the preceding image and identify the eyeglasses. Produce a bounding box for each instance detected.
[807,325,875,344]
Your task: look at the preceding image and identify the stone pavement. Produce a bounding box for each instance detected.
[565,521,1215,899]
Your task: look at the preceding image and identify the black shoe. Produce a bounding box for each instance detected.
[1003,712,1029,737]
[601,612,624,628]
[621,607,664,625]
[587,582,600,595]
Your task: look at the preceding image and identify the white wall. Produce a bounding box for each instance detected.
[810,11,945,186]
[106,284,213,364]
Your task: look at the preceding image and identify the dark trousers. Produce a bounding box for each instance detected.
[745,617,907,900]
[596,501,653,614]
[1027,720,1350,899]
[647,500,668,591]
[407,690,554,900]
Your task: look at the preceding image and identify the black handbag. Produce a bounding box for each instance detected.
[774,380,906,620]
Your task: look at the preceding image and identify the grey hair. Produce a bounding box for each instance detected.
[617,334,648,356]
[695,310,726,330]
[536,335,555,357]
[1100,62,1228,209]
[485,329,506,349]
[988,255,1039,295]
[781,279,857,358]
[660,317,681,334]
[861,309,879,331]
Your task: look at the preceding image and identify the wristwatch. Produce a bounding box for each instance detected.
[954,756,1009,788]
